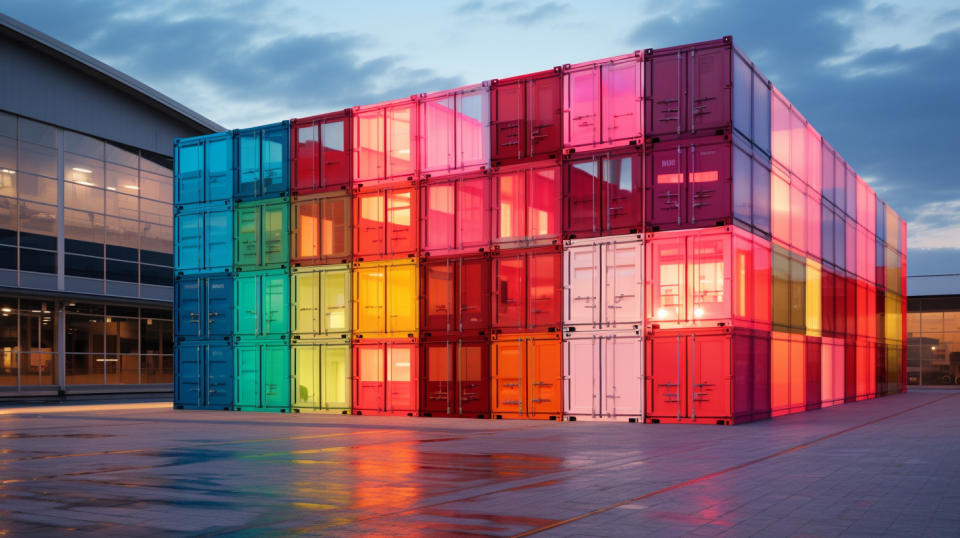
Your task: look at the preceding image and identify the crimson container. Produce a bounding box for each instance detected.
[490,68,562,166]
[645,326,770,425]
[491,160,561,249]
[492,245,561,334]
[805,336,822,410]
[645,134,771,234]
[291,191,351,266]
[644,36,771,154]
[855,282,877,340]
[420,82,490,177]
[563,234,643,331]
[562,52,643,152]
[420,336,490,418]
[563,329,643,422]
[353,96,419,185]
[844,336,857,403]
[820,336,845,407]
[420,171,492,256]
[421,254,490,337]
[353,183,418,261]
[770,331,805,417]
[291,110,352,195]
[563,147,643,238]
[856,339,877,400]
[352,338,419,416]
[646,226,771,330]
[490,332,562,420]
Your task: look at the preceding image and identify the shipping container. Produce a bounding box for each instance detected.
[420,83,491,177]
[353,183,418,261]
[174,340,233,410]
[490,332,562,420]
[234,268,290,339]
[856,340,877,400]
[235,121,289,202]
[805,336,822,410]
[175,131,235,207]
[564,234,643,330]
[420,337,490,418]
[769,331,805,417]
[820,336,845,407]
[563,329,643,421]
[175,203,234,274]
[291,110,352,195]
[175,273,234,340]
[563,147,643,238]
[646,226,771,329]
[234,198,290,271]
[493,161,561,249]
[291,264,351,339]
[491,68,562,166]
[352,338,420,416]
[353,96,419,185]
[562,52,643,152]
[772,245,806,334]
[645,326,770,424]
[844,336,857,403]
[420,172,492,256]
[421,254,490,337]
[492,245,561,334]
[353,257,418,338]
[291,191,351,266]
[234,339,290,411]
[291,340,351,413]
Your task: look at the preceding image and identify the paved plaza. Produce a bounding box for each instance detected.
[1,391,959,536]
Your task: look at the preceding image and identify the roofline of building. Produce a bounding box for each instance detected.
[0,12,225,134]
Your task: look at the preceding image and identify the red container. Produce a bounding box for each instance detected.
[420,336,490,418]
[353,183,418,261]
[844,336,857,403]
[491,68,562,166]
[563,147,643,239]
[820,336,845,407]
[420,172,491,256]
[352,338,419,416]
[421,254,491,337]
[492,161,561,249]
[492,245,561,334]
[420,82,490,177]
[291,110,352,195]
[353,96,419,186]
[645,326,770,425]
[856,339,876,400]
[805,336,821,411]
[291,191,352,266]
[770,332,805,417]
[562,52,643,152]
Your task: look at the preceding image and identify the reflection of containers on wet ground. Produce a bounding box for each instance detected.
[291,338,351,414]
[352,337,419,416]
[563,329,643,422]
[490,332,562,420]
[420,336,490,418]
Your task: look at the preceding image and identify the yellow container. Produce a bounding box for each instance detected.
[291,264,351,339]
[353,257,419,338]
[885,292,902,343]
[805,259,821,337]
[291,339,351,413]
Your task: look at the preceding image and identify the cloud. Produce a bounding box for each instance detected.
[453,0,568,25]
[906,199,960,250]
[514,2,568,24]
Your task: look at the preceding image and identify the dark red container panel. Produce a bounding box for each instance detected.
[563,147,643,238]
[353,96,419,185]
[645,327,770,425]
[493,161,561,249]
[770,332,805,417]
[353,183,418,261]
[562,52,643,151]
[491,68,562,166]
[352,338,420,416]
[420,337,490,418]
[421,254,491,337]
[420,83,490,177]
[291,110,352,195]
[420,172,491,256]
[844,337,857,403]
[855,340,876,401]
[492,246,561,334]
[805,336,822,411]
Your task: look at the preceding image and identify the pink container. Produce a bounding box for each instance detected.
[420,82,490,177]
[563,329,643,421]
[563,147,644,238]
[492,161,561,249]
[563,234,643,330]
[420,172,491,256]
[820,336,845,407]
[353,96,419,186]
[562,52,643,152]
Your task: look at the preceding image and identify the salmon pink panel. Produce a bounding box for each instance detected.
[527,165,560,241]
[354,108,384,182]
[771,169,790,246]
[789,336,805,412]
[833,154,846,214]
[422,261,454,333]
[564,158,601,236]
[421,94,456,174]
[821,205,835,268]
[789,108,806,182]
[821,142,834,205]
[855,344,869,400]
[856,282,868,337]
[564,243,601,327]
[491,80,523,164]
[386,187,417,256]
[353,344,384,412]
[805,125,821,195]
[845,219,856,276]
[530,250,561,330]
[647,145,684,227]
[420,84,491,176]
[806,191,821,260]
[387,344,417,413]
[647,236,685,323]
[603,152,643,233]
[563,337,596,416]
[602,56,642,144]
[604,239,644,328]
[564,65,600,148]
[771,90,790,170]
[492,254,525,330]
[457,86,490,171]
[752,239,772,327]
[458,175,491,252]
[820,337,844,406]
[293,123,318,192]
[459,257,490,332]
[386,101,417,179]
[529,74,562,159]
[688,141,730,226]
[495,170,524,244]
[805,337,821,410]
[354,190,384,258]
[790,183,806,253]
[845,165,857,221]
[421,181,455,253]
[689,232,731,322]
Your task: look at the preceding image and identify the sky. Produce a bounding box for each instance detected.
[2,0,959,276]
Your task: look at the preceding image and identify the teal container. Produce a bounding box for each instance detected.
[234,268,290,338]
[234,339,290,411]
[235,198,289,271]
[175,131,235,208]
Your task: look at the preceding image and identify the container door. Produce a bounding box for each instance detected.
[459,257,490,332]
[421,94,456,174]
[176,140,203,205]
[457,88,490,171]
[604,240,643,328]
[320,266,350,335]
[234,274,258,336]
[175,343,201,407]
[493,254,525,330]
[647,236,685,324]
[422,181,455,254]
[355,264,385,334]
[262,202,289,267]
[292,344,320,409]
[355,190,385,257]
[386,102,417,179]
[602,58,642,143]
[492,81,524,163]
[387,262,418,335]
[237,130,261,198]
[355,345,384,411]
[528,75,561,158]
[355,109,384,183]
[495,170,524,244]
[565,159,601,235]
[423,341,452,415]
[423,261,454,333]
[176,277,202,338]
[293,199,319,262]
[491,339,523,415]
[320,194,350,261]
[205,274,234,338]
[294,123,318,193]
[206,135,233,202]
[689,334,730,419]
[604,153,642,232]
[563,337,598,417]
[604,335,643,419]
[262,272,290,336]
[320,118,349,189]
[648,145,684,227]
[645,52,683,137]
[321,343,350,410]
[262,344,290,409]
[564,66,600,147]
[458,176,491,252]
[688,141,729,226]
[234,346,260,408]
[527,166,559,241]
[234,205,260,268]
[206,343,233,408]
[689,232,731,322]
[387,344,416,413]
[529,251,560,330]
[528,337,562,417]
[386,187,416,256]
[458,340,488,416]
[262,125,288,195]
[564,244,600,327]
[292,270,319,337]
[204,208,233,272]
[176,212,202,272]
[647,334,684,419]
[690,46,731,134]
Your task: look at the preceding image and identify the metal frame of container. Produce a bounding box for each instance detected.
[291,191,352,266]
[490,332,563,420]
[352,337,420,416]
[492,245,562,334]
[290,264,352,340]
[234,121,290,202]
[234,268,290,340]
[175,131,235,208]
[175,202,234,275]
[175,339,234,410]
[420,171,493,256]
[353,96,419,186]
[490,68,563,167]
[353,257,419,339]
[492,160,562,249]
[562,146,644,239]
[420,82,491,178]
[290,109,353,196]
[353,182,419,262]
[420,336,491,418]
[563,234,643,331]
[420,254,491,338]
[290,338,352,414]
[175,273,234,340]
[234,339,291,412]
[234,197,290,271]
[562,51,644,153]
[562,328,644,422]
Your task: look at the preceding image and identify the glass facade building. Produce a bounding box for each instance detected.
[907,275,960,386]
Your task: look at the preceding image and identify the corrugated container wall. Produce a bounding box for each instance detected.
[353,96,419,186]
[491,68,562,167]
[562,52,644,152]
[420,82,491,177]
[291,110,352,195]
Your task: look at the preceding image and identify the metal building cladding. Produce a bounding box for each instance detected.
[173,35,908,424]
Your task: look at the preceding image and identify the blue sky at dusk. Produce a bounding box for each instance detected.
[2,0,958,276]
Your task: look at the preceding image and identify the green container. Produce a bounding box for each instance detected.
[235,268,290,338]
[235,198,289,270]
[234,340,290,411]
[291,340,351,413]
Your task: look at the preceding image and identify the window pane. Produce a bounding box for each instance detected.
[0,296,17,387]
[19,201,57,247]
[140,222,172,256]
[21,352,56,385]
[105,216,139,253]
[0,137,16,196]
[140,154,172,176]
[64,209,105,255]
[106,191,139,219]
[66,313,104,353]
[139,170,172,202]
[106,317,139,354]
[19,142,57,178]
[20,249,56,273]
[65,254,104,279]
[17,172,56,203]
[106,144,139,168]
[106,260,138,283]
[65,153,105,188]
[19,118,57,147]
[106,162,139,193]
[0,196,16,246]
[65,181,105,213]
[141,264,172,286]
[63,131,104,159]
[19,299,55,351]
[66,354,102,385]
[140,199,172,226]
[141,354,172,383]
[0,112,15,138]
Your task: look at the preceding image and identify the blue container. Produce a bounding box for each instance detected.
[234,339,291,412]
[175,273,234,340]
[175,203,234,274]
[175,340,234,410]
[235,121,290,202]
[175,131,235,208]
